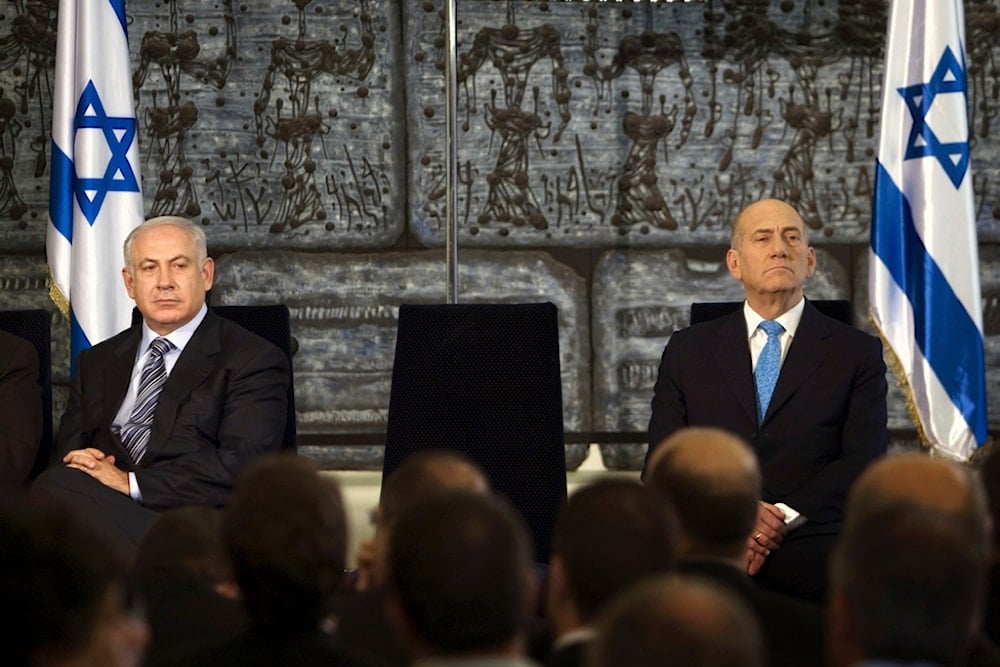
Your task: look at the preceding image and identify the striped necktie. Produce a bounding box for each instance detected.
[119,337,173,464]
[754,320,785,424]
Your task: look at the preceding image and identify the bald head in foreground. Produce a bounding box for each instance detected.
[588,575,764,667]
[827,452,991,667]
[646,427,824,667]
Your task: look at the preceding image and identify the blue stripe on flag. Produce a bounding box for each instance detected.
[49,140,73,244]
[109,0,128,37]
[69,309,92,377]
[872,162,988,443]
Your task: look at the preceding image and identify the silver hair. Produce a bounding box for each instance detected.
[123,216,208,270]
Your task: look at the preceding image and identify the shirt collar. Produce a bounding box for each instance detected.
[140,303,208,354]
[743,297,805,339]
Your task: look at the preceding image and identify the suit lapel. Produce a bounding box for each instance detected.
[709,311,758,424]
[144,312,222,461]
[763,301,833,423]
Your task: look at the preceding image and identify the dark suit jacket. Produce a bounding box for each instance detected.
[647,301,888,528]
[678,559,824,667]
[0,330,43,490]
[55,310,290,510]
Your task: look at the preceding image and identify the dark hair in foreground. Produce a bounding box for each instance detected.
[388,489,534,653]
[1,496,128,664]
[551,478,677,619]
[223,453,348,631]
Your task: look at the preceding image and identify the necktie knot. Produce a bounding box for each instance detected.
[759,320,785,338]
[754,321,785,424]
[149,337,172,357]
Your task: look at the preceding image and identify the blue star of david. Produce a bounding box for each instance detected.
[72,80,140,225]
[898,46,970,189]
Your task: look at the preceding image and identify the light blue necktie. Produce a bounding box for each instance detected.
[119,337,173,464]
[754,320,785,424]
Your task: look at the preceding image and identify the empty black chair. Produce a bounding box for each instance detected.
[690,299,853,326]
[133,304,296,450]
[383,302,567,563]
[0,309,53,479]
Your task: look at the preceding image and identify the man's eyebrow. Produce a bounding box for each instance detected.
[139,253,194,264]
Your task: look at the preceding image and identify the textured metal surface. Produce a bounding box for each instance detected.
[211,249,590,469]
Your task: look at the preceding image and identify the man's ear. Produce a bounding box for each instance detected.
[122,267,136,299]
[201,257,215,291]
[548,555,569,604]
[726,248,742,281]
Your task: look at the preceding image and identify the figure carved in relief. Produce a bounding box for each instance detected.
[709,0,844,230]
[584,5,695,230]
[456,2,571,231]
[133,0,237,219]
[0,0,58,221]
[253,0,376,234]
[966,1,1000,144]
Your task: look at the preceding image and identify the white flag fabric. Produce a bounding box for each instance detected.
[47,0,144,366]
[870,0,987,461]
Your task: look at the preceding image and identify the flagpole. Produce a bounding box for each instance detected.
[444,0,459,304]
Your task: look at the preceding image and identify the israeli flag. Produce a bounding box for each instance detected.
[47,0,144,367]
[869,0,987,461]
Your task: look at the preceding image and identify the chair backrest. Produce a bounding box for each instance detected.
[0,309,53,478]
[690,299,853,326]
[132,304,296,450]
[383,302,567,563]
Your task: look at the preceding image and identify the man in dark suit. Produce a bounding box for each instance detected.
[645,426,824,667]
[646,198,888,602]
[0,329,43,490]
[32,216,289,558]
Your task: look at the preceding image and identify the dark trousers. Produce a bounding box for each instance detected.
[31,465,158,561]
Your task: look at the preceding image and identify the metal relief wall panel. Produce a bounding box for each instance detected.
[594,247,850,470]
[404,0,1000,247]
[126,0,404,249]
[211,249,590,469]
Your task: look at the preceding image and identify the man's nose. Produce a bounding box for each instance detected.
[156,269,174,288]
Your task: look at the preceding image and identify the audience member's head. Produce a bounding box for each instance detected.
[827,503,983,666]
[547,478,677,634]
[131,505,234,589]
[223,452,348,633]
[646,427,760,560]
[845,452,990,561]
[1,497,150,666]
[388,489,535,660]
[589,575,764,667]
[357,448,490,591]
[129,505,246,666]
